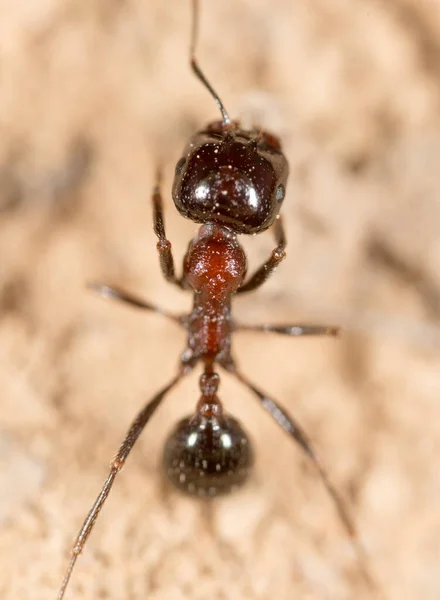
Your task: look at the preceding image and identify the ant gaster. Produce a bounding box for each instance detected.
[57,1,382,598]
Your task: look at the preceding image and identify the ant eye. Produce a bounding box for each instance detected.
[259,131,282,152]
[163,413,254,497]
[276,184,285,202]
[175,157,186,174]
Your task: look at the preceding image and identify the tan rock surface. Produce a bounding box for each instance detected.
[0,1,440,599]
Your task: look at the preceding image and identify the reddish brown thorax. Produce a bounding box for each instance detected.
[182,223,246,366]
[184,223,247,303]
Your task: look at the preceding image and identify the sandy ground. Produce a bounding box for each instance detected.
[0,1,440,599]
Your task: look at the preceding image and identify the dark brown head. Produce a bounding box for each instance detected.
[172,122,289,235]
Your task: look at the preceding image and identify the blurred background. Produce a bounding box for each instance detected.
[0,0,439,599]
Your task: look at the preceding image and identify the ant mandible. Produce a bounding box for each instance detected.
[57,0,381,598]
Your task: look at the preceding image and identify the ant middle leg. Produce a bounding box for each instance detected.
[56,370,187,600]
[152,170,186,289]
[237,215,286,294]
[236,322,340,337]
[226,365,382,598]
[87,282,184,325]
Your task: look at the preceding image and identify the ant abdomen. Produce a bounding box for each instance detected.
[163,412,254,497]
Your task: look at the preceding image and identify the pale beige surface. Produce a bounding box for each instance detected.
[1,1,440,599]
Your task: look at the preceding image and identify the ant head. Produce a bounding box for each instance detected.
[172,121,289,234]
[176,1,289,234]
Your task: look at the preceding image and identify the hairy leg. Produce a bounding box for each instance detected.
[237,216,286,294]
[56,370,187,600]
[227,365,383,598]
[152,171,185,288]
[236,322,340,337]
[88,282,184,325]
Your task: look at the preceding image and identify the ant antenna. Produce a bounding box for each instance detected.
[190,0,232,126]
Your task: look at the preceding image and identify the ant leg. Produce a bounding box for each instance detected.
[236,322,340,337]
[56,370,187,600]
[228,366,382,597]
[237,216,286,294]
[152,171,185,289]
[88,282,184,325]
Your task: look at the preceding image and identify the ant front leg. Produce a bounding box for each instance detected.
[237,215,286,294]
[152,171,185,289]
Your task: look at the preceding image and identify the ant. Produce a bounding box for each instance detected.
[57,0,382,598]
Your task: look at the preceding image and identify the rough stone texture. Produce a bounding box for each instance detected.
[0,1,440,599]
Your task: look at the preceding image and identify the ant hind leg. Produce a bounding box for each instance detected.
[56,370,187,600]
[227,365,384,599]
